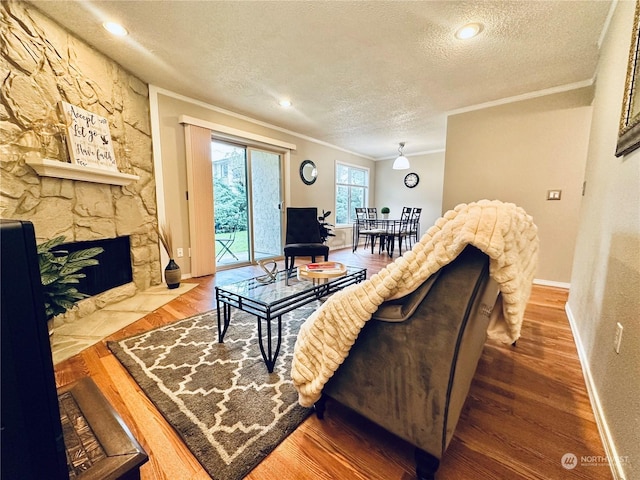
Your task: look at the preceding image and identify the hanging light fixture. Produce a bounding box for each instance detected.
[392,142,410,170]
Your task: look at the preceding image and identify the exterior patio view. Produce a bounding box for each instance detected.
[212,140,283,266]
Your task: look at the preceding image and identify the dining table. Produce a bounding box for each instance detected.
[352,218,412,257]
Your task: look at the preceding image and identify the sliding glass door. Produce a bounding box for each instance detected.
[211,140,283,267]
[249,149,283,261]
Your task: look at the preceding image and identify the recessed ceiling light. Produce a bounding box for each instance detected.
[103,21,128,36]
[278,100,292,108]
[455,23,483,40]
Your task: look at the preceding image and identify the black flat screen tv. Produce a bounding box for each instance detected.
[1,219,69,480]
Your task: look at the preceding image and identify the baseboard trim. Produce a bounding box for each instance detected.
[533,278,571,289]
[565,303,627,480]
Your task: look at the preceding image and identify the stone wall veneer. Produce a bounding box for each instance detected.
[1,1,161,295]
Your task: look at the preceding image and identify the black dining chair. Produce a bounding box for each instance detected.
[384,207,411,257]
[353,207,385,253]
[283,207,329,282]
[408,207,422,248]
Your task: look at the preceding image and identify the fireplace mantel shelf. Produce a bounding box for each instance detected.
[27,158,139,186]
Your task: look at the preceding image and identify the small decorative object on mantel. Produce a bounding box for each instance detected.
[380,207,390,219]
[157,222,181,289]
[32,117,61,158]
[58,101,118,171]
[30,112,70,161]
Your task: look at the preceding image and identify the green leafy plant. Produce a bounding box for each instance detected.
[380,207,390,214]
[318,210,336,244]
[37,236,103,319]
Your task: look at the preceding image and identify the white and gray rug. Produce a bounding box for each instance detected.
[108,302,318,479]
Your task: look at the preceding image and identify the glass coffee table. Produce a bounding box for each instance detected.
[215,265,366,372]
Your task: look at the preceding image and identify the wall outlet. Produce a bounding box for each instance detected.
[614,322,623,354]
[177,247,184,258]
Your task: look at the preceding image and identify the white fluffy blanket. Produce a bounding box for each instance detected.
[291,200,539,407]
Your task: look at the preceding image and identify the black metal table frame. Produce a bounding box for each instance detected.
[215,268,366,372]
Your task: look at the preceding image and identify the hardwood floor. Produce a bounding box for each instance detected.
[54,248,611,480]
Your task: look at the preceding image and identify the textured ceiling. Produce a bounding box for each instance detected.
[28,0,612,159]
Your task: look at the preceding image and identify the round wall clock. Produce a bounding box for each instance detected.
[404,172,419,188]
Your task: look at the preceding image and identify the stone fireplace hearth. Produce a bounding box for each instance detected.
[50,282,197,364]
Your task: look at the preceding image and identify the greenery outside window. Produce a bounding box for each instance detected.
[335,162,369,225]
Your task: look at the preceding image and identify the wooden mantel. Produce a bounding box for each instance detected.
[26,158,139,186]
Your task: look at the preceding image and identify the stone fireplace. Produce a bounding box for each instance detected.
[0,2,162,323]
[55,236,134,297]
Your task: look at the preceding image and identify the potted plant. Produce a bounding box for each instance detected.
[381,207,390,219]
[157,222,181,289]
[318,210,336,244]
[37,236,103,320]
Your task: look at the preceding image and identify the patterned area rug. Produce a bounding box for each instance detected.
[108,302,318,480]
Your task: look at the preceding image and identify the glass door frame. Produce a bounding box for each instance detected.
[246,146,285,265]
[212,137,285,270]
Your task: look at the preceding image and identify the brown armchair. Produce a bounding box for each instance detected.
[315,245,500,480]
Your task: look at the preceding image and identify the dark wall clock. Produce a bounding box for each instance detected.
[404,172,419,188]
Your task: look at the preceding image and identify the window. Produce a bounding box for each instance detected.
[335,162,369,225]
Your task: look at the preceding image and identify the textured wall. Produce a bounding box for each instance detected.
[154,90,375,276]
[567,2,640,479]
[374,150,445,240]
[443,87,593,283]
[0,1,160,291]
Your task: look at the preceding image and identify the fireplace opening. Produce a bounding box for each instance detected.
[54,236,133,297]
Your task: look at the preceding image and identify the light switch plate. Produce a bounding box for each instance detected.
[547,190,562,200]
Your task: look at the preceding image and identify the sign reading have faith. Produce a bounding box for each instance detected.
[59,101,117,171]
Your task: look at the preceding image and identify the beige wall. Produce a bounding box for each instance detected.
[374,151,445,238]
[443,88,594,283]
[568,2,640,479]
[153,91,375,276]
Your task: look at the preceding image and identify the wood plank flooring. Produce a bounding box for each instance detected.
[54,248,611,480]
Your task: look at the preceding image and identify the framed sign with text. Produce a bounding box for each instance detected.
[59,101,117,170]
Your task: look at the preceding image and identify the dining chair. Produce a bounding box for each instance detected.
[353,207,386,253]
[353,208,367,251]
[384,207,411,257]
[283,207,329,283]
[409,207,422,248]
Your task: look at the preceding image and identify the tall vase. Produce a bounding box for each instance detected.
[164,258,181,289]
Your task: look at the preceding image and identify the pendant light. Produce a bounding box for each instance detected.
[392,142,410,170]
